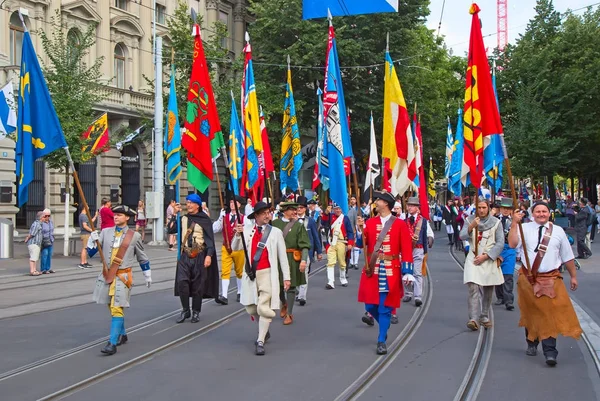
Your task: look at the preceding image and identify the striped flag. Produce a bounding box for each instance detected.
[444,116,453,179]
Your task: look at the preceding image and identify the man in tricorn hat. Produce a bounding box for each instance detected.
[296,196,323,306]
[271,201,311,324]
[174,194,219,324]
[234,201,291,355]
[213,195,247,305]
[325,203,355,289]
[357,191,414,355]
[89,204,151,356]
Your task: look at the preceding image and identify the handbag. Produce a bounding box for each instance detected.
[41,237,52,248]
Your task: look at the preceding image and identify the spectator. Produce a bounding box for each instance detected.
[24,211,44,276]
[135,199,147,243]
[40,209,55,274]
[596,201,600,235]
[586,200,595,244]
[99,198,115,230]
[167,202,180,251]
[79,207,98,269]
[574,199,592,259]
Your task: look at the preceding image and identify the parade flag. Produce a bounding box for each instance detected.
[382,50,414,196]
[444,117,453,179]
[280,64,303,192]
[116,126,145,151]
[415,117,430,219]
[463,3,504,189]
[321,19,353,213]
[16,30,67,206]
[364,113,380,198]
[303,0,399,19]
[228,96,244,196]
[428,157,436,198]
[484,63,504,192]
[182,24,222,183]
[0,82,16,139]
[165,66,182,184]
[448,108,469,195]
[411,110,422,188]
[313,87,326,191]
[81,113,109,159]
[259,106,274,175]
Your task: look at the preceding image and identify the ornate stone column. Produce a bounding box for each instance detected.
[233,1,246,57]
[205,0,219,40]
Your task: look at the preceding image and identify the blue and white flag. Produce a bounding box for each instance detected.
[448,108,469,195]
[303,0,398,19]
[444,117,453,179]
[0,82,17,139]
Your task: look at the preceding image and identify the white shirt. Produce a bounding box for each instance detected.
[515,221,574,273]
[380,213,392,226]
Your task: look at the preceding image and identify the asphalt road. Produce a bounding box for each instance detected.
[0,230,599,401]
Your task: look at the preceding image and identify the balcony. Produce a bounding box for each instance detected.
[97,86,154,116]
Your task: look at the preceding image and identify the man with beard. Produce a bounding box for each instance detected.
[271,201,311,325]
[357,191,414,355]
[234,202,291,355]
[174,194,219,324]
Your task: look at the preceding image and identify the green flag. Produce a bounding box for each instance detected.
[187,132,223,193]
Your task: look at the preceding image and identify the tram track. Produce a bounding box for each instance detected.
[334,269,433,401]
[14,263,328,400]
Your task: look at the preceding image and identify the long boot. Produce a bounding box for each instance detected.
[340,269,348,287]
[326,267,335,289]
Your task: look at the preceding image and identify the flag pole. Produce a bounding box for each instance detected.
[171,47,182,259]
[213,159,231,253]
[63,147,109,274]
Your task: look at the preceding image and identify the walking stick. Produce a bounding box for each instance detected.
[213,159,231,255]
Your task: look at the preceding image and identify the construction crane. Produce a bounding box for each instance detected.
[497,0,508,51]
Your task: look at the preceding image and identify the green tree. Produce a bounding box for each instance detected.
[38,12,106,171]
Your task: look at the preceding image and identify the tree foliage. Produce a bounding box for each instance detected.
[38,11,106,171]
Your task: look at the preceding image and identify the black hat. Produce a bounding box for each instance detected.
[234,195,245,205]
[296,196,308,207]
[373,191,396,208]
[111,204,136,217]
[248,201,270,219]
[307,199,317,205]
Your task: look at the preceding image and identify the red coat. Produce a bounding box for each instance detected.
[222,213,244,248]
[358,216,414,308]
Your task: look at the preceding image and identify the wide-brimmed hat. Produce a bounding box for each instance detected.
[296,196,308,207]
[248,201,270,219]
[500,198,513,208]
[279,202,299,211]
[373,191,396,205]
[407,196,420,206]
[112,204,136,217]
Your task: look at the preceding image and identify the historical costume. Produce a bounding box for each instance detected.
[213,195,247,305]
[174,194,219,324]
[296,196,323,306]
[326,203,355,289]
[495,198,517,311]
[358,191,414,355]
[233,202,291,355]
[90,205,151,355]
[509,201,582,366]
[271,202,311,324]
[460,200,504,331]
[443,199,459,245]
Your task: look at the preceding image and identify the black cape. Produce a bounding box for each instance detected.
[174,212,219,300]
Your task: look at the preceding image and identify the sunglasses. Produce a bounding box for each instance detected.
[43,215,50,217]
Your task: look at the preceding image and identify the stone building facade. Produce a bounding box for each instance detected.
[0,0,249,232]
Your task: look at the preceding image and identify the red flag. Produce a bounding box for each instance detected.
[312,163,320,191]
[81,113,109,160]
[343,157,351,176]
[182,24,222,180]
[463,3,504,188]
[415,118,430,220]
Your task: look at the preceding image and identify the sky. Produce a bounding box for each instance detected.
[425,0,599,56]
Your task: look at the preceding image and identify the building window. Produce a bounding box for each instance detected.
[9,12,25,66]
[67,29,81,65]
[114,44,126,89]
[219,11,229,49]
[115,0,128,10]
[155,4,166,25]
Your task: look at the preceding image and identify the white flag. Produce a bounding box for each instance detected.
[364,113,380,197]
[0,82,17,139]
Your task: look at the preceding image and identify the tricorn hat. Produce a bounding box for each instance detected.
[111,204,136,217]
[248,201,270,219]
[407,196,420,206]
[373,191,396,209]
[234,195,245,205]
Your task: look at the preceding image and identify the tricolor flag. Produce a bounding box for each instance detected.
[182,24,223,192]
[463,3,504,189]
[382,49,414,196]
[280,63,303,192]
[364,113,380,197]
[321,17,353,213]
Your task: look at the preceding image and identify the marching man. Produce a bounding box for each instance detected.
[234,201,291,355]
[89,205,151,356]
[296,196,323,306]
[357,191,414,355]
[213,195,247,305]
[326,203,355,289]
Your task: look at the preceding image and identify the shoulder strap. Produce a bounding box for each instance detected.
[368,216,397,272]
[413,217,423,245]
[251,225,272,271]
[282,220,297,238]
[182,221,197,249]
[103,229,135,284]
[531,223,554,279]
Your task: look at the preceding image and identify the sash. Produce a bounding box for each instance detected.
[529,223,554,284]
[366,216,397,277]
[248,225,272,281]
[103,229,135,284]
[329,215,344,245]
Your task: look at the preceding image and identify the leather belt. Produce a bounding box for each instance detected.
[378,254,399,261]
[182,244,206,258]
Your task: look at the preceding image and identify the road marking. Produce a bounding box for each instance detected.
[571,299,600,372]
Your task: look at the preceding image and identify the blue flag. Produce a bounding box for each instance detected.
[165,65,181,185]
[16,31,67,207]
[228,97,244,196]
[315,87,329,191]
[280,67,303,192]
[322,23,353,213]
[448,108,468,195]
[303,0,398,19]
[484,67,504,192]
[444,117,453,179]
[0,82,17,139]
